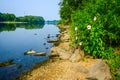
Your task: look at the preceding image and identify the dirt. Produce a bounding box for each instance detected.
[18,58,98,80]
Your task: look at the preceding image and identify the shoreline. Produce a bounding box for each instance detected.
[16,25,99,80]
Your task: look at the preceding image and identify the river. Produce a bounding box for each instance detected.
[0,23,59,80]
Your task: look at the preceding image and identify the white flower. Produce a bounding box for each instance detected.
[93,16,97,21]
[75,27,78,31]
[87,25,91,30]
[79,42,82,46]
[76,36,78,40]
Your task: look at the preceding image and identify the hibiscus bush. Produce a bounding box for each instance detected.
[70,0,120,58]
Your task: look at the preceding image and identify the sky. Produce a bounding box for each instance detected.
[0,0,61,20]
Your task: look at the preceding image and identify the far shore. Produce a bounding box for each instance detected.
[0,21,28,24]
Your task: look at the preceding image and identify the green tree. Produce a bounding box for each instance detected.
[59,0,85,24]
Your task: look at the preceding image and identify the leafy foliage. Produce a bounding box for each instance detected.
[59,0,84,24]
[106,53,120,80]
[70,0,120,58]
[0,13,45,23]
[0,13,16,21]
[16,16,45,23]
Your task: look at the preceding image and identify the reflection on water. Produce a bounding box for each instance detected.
[0,23,44,32]
[0,23,59,80]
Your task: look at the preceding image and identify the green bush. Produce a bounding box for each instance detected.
[70,0,120,58]
[106,53,120,79]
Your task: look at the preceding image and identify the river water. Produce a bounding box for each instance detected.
[0,23,59,80]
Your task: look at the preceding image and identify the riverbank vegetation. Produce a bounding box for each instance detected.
[0,12,45,24]
[59,0,120,79]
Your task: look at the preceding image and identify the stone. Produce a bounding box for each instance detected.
[61,34,69,41]
[24,50,36,55]
[50,47,59,57]
[58,48,71,60]
[47,40,58,43]
[0,59,14,67]
[56,34,60,37]
[50,47,72,60]
[86,59,112,80]
[69,49,81,62]
[33,52,46,56]
[17,65,22,69]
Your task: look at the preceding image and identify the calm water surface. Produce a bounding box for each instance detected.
[0,23,59,80]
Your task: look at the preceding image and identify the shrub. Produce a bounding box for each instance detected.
[70,0,120,58]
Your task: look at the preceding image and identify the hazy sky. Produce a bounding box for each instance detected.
[0,0,61,20]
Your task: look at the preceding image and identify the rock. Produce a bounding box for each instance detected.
[24,50,36,55]
[50,47,72,60]
[43,43,46,45]
[69,49,81,62]
[86,59,112,80]
[47,34,50,38]
[17,65,22,69]
[50,47,59,57]
[53,41,60,46]
[58,48,71,60]
[65,39,69,42]
[61,34,69,41]
[0,59,14,67]
[56,34,60,37]
[46,47,49,49]
[33,52,46,56]
[34,33,37,35]
[47,40,58,43]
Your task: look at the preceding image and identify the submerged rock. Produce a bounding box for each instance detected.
[0,59,14,67]
[43,43,46,45]
[34,33,37,35]
[33,52,46,56]
[47,34,50,38]
[17,65,22,69]
[46,47,49,49]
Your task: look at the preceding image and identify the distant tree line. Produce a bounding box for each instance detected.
[0,12,45,24]
[0,13,16,21]
[46,20,58,25]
